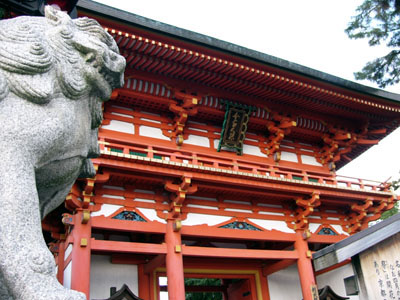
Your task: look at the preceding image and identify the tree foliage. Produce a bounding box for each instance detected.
[380,177,400,220]
[346,0,400,87]
[184,278,223,300]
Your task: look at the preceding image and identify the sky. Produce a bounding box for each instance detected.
[92,0,400,183]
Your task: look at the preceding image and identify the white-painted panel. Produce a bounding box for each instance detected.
[268,265,302,300]
[301,154,323,166]
[281,151,298,162]
[141,117,161,124]
[185,134,210,147]
[90,255,138,299]
[214,139,220,149]
[64,244,73,261]
[139,125,170,140]
[111,111,133,118]
[248,219,295,233]
[280,144,295,149]
[134,198,156,203]
[63,262,72,289]
[188,204,218,210]
[224,208,252,213]
[137,208,166,223]
[102,194,125,200]
[317,264,358,300]
[332,224,348,235]
[181,213,231,226]
[91,204,122,217]
[188,127,207,133]
[309,223,320,233]
[102,120,134,134]
[242,144,267,157]
[258,211,285,216]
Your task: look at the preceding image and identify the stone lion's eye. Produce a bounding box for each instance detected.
[110,53,117,61]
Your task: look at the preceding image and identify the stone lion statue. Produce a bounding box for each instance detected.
[0,6,125,300]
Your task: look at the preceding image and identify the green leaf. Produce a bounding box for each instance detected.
[346,0,400,86]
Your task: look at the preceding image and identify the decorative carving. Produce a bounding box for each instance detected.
[285,192,321,236]
[0,7,125,300]
[346,196,396,234]
[112,211,146,222]
[219,221,262,231]
[317,227,337,236]
[168,90,198,146]
[261,112,296,161]
[318,125,383,170]
[164,174,197,221]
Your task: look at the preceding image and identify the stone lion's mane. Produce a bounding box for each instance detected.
[0,6,116,104]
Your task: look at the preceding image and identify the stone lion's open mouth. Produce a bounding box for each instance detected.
[100,67,121,90]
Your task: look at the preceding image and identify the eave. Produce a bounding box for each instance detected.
[77,0,400,104]
[76,0,400,169]
[312,213,400,272]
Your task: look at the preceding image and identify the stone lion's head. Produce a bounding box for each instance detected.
[0,6,126,128]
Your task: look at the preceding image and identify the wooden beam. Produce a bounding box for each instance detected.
[181,245,298,260]
[308,233,347,244]
[160,285,226,292]
[93,157,392,201]
[144,254,165,274]
[91,239,167,255]
[262,259,297,276]
[181,225,296,242]
[91,217,166,234]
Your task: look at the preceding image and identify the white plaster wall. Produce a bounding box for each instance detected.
[301,154,323,166]
[139,125,170,140]
[268,264,302,300]
[214,139,220,149]
[331,224,349,235]
[102,194,125,200]
[185,134,210,147]
[91,204,122,217]
[137,208,166,223]
[102,120,134,134]
[248,219,295,233]
[317,263,359,300]
[63,262,72,289]
[242,144,267,157]
[111,111,133,119]
[90,255,138,299]
[308,223,320,233]
[64,244,73,261]
[281,151,298,162]
[181,213,231,226]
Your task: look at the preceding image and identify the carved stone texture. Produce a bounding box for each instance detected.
[0,6,125,300]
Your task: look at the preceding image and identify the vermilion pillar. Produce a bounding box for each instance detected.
[70,210,92,299]
[294,231,318,300]
[165,219,185,300]
[56,240,65,284]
